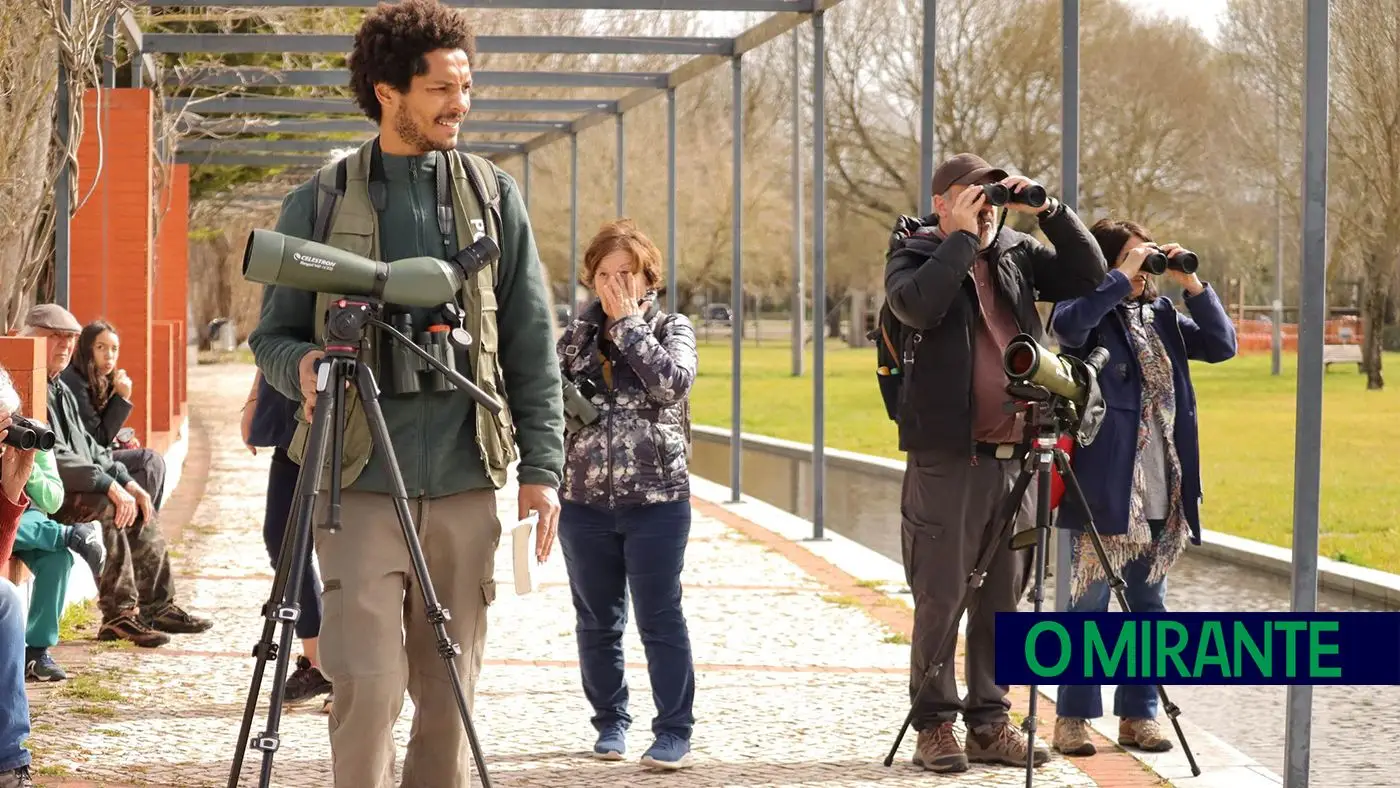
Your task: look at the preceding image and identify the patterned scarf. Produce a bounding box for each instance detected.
[1069,303,1191,604]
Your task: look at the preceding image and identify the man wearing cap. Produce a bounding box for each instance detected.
[22,304,211,647]
[883,153,1106,772]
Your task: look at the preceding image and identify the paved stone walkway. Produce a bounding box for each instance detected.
[23,362,1169,787]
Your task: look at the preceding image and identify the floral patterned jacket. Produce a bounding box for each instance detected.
[556,299,697,509]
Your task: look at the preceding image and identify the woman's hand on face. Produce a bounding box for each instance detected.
[599,274,643,320]
[112,369,132,399]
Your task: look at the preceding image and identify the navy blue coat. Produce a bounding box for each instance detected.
[1050,270,1237,544]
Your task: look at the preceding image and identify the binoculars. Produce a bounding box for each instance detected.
[981,182,1047,209]
[2,414,56,451]
[1141,245,1200,275]
[562,379,600,434]
[379,306,470,397]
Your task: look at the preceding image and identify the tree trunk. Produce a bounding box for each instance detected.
[825,292,842,338]
[1362,252,1386,390]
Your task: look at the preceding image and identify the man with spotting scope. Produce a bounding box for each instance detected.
[881,153,1106,773]
[247,2,564,785]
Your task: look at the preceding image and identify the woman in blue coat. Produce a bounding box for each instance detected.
[1048,218,1236,758]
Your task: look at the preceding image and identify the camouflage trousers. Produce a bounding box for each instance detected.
[54,449,176,622]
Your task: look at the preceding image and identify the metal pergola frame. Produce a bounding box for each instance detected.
[57,4,1331,782]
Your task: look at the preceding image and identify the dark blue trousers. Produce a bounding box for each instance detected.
[262,447,323,640]
[558,499,695,740]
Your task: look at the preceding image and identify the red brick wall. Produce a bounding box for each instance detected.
[151,321,174,440]
[0,338,47,423]
[155,163,190,419]
[69,88,154,446]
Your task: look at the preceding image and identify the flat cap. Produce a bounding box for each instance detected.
[24,304,83,334]
[931,152,1008,197]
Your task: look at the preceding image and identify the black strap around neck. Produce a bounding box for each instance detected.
[368,139,388,213]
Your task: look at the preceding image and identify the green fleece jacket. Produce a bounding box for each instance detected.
[24,449,64,515]
[248,149,564,498]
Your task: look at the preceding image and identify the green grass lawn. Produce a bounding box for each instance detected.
[690,339,1400,573]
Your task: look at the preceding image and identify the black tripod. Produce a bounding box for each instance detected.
[884,382,1200,786]
[227,296,501,788]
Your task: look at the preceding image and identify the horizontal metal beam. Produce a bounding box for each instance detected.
[516,0,847,155]
[144,34,734,56]
[179,138,523,154]
[176,150,517,169]
[165,68,671,90]
[141,0,812,10]
[185,118,571,135]
[167,96,617,115]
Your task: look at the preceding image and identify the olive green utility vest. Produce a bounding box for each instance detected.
[285,139,518,489]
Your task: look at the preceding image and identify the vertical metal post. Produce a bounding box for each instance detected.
[1272,47,1284,376]
[919,0,936,218]
[1054,0,1080,613]
[131,45,144,88]
[569,132,579,319]
[616,113,625,217]
[1285,3,1328,786]
[810,10,827,541]
[102,14,116,88]
[791,27,805,377]
[53,0,74,308]
[522,152,531,210]
[730,55,744,503]
[667,88,678,315]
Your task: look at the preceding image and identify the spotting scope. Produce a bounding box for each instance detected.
[242,228,500,307]
[1002,334,1110,410]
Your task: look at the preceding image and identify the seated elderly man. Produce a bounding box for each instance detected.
[21,304,211,646]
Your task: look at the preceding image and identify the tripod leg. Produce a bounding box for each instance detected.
[352,362,494,788]
[1053,450,1201,777]
[883,459,1038,767]
[1023,452,1054,788]
[228,360,341,788]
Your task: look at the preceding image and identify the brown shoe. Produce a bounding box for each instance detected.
[966,721,1050,767]
[98,614,171,648]
[1119,717,1173,752]
[912,722,968,773]
[143,603,213,634]
[1053,717,1097,756]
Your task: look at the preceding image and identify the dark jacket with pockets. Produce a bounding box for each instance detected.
[1050,268,1238,544]
[883,204,1108,456]
[45,375,134,496]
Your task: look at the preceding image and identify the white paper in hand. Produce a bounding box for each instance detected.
[511,513,540,595]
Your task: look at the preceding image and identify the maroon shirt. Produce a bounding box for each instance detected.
[968,252,1025,443]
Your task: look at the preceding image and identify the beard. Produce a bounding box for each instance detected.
[393,103,454,153]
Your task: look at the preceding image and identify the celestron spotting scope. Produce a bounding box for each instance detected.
[1002,334,1110,411]
[1,414,56,451]
[242,228,500,307]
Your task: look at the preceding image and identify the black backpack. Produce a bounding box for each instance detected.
[869,303,911,421]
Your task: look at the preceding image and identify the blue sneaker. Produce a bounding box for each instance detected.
[592,723,627,761]
[640,733,693,770]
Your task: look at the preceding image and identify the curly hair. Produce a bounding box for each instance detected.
[349,0,477,123]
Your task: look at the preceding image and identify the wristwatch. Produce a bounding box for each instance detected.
[1036,197,1061,220]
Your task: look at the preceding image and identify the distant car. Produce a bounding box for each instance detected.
[701,304,732,326]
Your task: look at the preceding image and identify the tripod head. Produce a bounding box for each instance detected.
[322,296,503,416]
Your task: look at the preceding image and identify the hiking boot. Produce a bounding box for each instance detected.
[65,521,106,577]
[966,721,1050,767]
[142,603,213,634]
[1120,717,1173,752]
[24,648,67,682]
[912,722,967,773]
[97,613,170,647]
[640,733,693,770]
[0,764,34,788]
[1053,717,1096,756]
[592,722,627,761]
[283,655,332,704]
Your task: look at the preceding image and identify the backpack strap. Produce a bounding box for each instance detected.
[310,158,347,244]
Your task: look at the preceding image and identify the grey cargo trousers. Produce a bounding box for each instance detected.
[900,448,1036,731]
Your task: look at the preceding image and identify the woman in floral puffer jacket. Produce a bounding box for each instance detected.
[555,218,699,771]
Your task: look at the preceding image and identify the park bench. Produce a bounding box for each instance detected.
[1323,343,1363,372]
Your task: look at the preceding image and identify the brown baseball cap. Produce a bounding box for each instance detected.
[931,153,1008,197]
[24,304,83,334]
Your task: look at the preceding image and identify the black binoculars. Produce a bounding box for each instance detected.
[2,414,56,451]
[981,182,1047,209]
[379,306,470,397]
[1141,246,1200,275]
